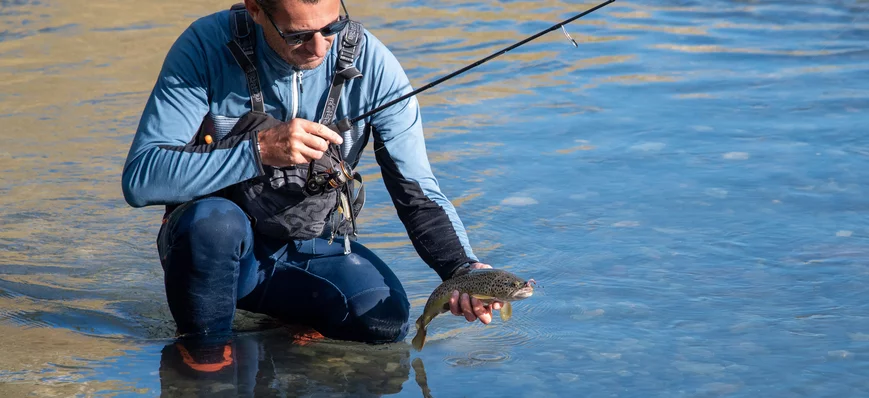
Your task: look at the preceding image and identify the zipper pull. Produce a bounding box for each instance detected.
[298,71,304,93]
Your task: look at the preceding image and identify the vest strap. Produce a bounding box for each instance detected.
[318,21,364,126]
[226,3,264,113]
[317,20,365,246]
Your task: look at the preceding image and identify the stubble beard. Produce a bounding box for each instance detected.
[294,57,326,70]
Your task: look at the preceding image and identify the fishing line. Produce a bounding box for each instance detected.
[314,0,617,207]
[349,0,617,126]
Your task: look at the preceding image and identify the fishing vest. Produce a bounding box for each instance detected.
[192,3,366,243]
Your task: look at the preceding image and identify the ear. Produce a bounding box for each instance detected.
[243,0,264,24]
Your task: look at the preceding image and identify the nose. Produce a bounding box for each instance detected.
[304,32,331,58]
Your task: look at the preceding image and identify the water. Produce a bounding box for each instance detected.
[1,0,868,396]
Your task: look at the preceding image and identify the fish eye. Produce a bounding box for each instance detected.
[513,281,522,288]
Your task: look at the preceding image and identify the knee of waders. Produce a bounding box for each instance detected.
[162,197,251,268]
[344,285,411,344]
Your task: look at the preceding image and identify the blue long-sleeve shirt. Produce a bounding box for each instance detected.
[121,9,478,280]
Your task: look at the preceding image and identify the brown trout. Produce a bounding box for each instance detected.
[411,269,535,351]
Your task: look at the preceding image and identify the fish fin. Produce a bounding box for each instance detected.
[500,302,513,321]
[471,294,496,301]
[412,326,427,351]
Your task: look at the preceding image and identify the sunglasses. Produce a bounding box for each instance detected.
[257,0,351,46]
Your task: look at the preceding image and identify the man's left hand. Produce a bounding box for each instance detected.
[448,263,503,325]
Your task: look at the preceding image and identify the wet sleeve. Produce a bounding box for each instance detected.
[366,44,479,281]
[121,23,264,208]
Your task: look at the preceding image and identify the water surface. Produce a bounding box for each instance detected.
[1,0,868,396]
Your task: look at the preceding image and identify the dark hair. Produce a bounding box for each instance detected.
[257,0,322,14]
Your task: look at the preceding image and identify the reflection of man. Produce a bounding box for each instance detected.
[122,0,501,344]
[159,331,411,395]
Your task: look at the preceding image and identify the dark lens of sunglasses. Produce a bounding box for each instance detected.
[323,18,349,35]
[284,18,349,45]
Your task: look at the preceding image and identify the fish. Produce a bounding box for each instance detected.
[411,269,536,351]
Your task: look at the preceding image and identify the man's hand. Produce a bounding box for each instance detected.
[256,118,343,168]
[448,263,503,325]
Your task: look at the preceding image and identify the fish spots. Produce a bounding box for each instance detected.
[413,270,532,351]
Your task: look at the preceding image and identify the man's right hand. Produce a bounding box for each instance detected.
[256,118,344,168]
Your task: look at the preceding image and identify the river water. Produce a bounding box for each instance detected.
[1,0,868,396]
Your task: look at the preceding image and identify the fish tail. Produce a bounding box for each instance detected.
[412,325,427,351]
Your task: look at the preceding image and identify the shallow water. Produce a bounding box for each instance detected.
[2,0,869,396]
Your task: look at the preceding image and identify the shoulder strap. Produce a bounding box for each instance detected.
[225,3,265,113]
[318,20,364,126]
[336,20,364,78]
[316,20,366,248]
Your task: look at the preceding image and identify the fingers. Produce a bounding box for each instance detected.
[297,119,343,145]
[259,119,346,168]
[472,297,492,324]
[450,290,461,316]
[452,290,497,325]
[461,293,475,322]
[294,132,329,156]
[277,119,345,164]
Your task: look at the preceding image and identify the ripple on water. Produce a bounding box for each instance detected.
[0,309,54,329]
[444,356,484,367]
[2,0,868,394]
[466,311,557,351]
[443,349,511,367]
[469,349,510,362]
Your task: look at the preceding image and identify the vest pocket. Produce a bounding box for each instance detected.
[234,165,338,240]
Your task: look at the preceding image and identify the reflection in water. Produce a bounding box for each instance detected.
[412,358,434,398]
[1,0,869,395]
[159,330,411,397]
[0,323,139,396]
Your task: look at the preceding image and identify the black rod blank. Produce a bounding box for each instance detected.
[350,0,617,123]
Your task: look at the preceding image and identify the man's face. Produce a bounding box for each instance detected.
[247,0,342,70]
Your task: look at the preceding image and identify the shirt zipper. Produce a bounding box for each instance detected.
[291,71,303,119]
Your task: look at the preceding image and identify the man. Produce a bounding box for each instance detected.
[122,0,501,344]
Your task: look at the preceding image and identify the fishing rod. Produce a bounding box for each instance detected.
[346,0,617,125]
[309,0,617,216]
